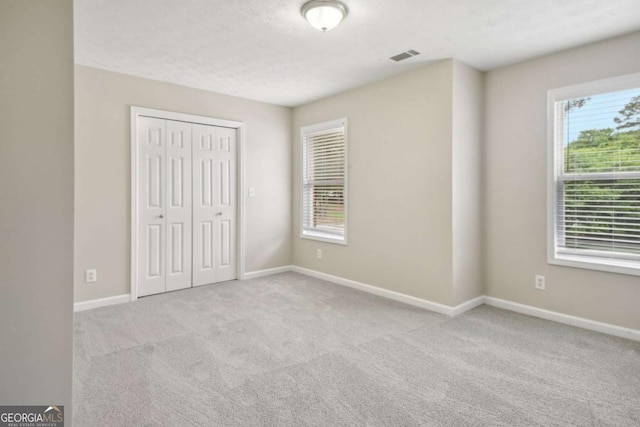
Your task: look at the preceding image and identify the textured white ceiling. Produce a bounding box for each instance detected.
[74,0,640,107]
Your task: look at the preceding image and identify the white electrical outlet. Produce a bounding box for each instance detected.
[535,275,545,290]
[316,249,322,259]
[85,269,97,283]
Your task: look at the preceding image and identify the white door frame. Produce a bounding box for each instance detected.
[130,106,247,301]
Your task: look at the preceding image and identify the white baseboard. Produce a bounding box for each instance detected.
[291,266,480,317]
[74,294,131,312]
[450,296,486,316]
[484,297,640,342]
[74,266,295,313]
[71,267,640,342]
[290,267,640,341]
[243,265,293,280]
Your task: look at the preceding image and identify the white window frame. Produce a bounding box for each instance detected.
[300,118,348,245]
[547,72,640,276]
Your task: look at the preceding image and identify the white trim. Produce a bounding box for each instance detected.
[243,265,293,280]
[549,255,640,277]
[73,265,640,341]
[450,296,486,316]
[300,231,347,245]
[133,106,242,129]
[237,124,247,280]
[546,73,640,278]
[130,107,137,301]
[547,72,640,101]
[291,266,480,317]
[484,297,640,342]
[74,294,131,313]
[291,267,640,341]
[546,89,557,271]
[130,106,246,300]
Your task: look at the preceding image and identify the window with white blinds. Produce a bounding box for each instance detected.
[301,118,347,244]
[548,74,640,275]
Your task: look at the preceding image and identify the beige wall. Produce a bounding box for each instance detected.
[485,31,640,330]
[452,61,485,305]
[73,28,640,331]
[293,60,460,305]
[74,65,292,303]
[0,0,74,410]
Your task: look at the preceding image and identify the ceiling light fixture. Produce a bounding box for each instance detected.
[301,0,348,32]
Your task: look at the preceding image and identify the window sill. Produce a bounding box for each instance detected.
[549,253,640,277]
[301,231,347,245]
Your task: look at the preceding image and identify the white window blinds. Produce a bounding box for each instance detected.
[301,119,347,243]
[551,80,640,271]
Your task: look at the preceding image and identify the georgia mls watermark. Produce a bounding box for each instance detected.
[0,406,64,427]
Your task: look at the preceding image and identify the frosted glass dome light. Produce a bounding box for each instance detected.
[301,0,348,32]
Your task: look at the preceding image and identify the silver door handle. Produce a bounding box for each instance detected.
[215,212,222,216]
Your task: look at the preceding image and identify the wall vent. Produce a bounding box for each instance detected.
[390,50,420,62]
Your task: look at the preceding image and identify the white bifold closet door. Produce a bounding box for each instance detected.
[137,116,236,297]
[192,124,237,286]
[138,117,193,297]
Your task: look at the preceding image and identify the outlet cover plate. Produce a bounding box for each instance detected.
[85,269,97,283]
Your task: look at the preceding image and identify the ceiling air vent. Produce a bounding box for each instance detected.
[390,50,420,62]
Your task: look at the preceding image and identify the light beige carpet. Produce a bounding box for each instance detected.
[73,272,640,426]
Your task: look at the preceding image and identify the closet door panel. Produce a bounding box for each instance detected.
[165,120,193,292]
[192,124,218,287]
[138,117,167,297]
[214,127,237,283]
